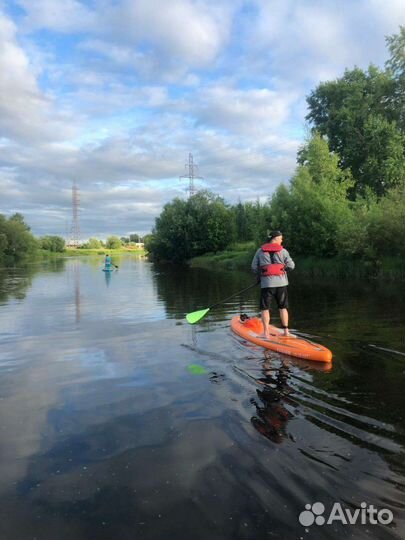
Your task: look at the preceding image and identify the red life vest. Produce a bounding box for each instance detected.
[260,243,285,276]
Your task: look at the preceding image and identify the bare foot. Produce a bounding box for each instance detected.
[282,331,296,338]
[258,332,270,339]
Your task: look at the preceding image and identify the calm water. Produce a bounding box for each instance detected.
[0,255,404,540]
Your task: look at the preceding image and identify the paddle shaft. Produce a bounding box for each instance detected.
[208,282,258,310]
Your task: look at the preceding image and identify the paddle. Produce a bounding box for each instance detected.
[186,282,258,324]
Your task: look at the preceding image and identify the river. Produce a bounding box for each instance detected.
[0,255,404,540]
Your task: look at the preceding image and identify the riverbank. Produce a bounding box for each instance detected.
[0,248,147,269]
[190,243,405,280]
[39,247,146,259]
[63,247,146,256]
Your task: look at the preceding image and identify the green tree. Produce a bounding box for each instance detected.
[386,26,405,131]
[129,233,140,243]
[270,134,354,256]
[0,213,38,265]
[233,200,249,241]
[187,191,235,255]
[84,237,102,249]
[149,198,193,262]
[39,235,65,252]
[9,213,31,230]
[148,191,234,262]
[306,65,404,197]
[367,183,405,258]
[106,236,122,249]
[361,115,405,195]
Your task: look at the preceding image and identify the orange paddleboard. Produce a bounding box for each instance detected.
[231,315,332,363]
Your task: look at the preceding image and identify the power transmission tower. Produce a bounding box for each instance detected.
[68,180,80,247]
[180,153,203,198]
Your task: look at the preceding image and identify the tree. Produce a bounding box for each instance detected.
[148,198,192,262]
[129,233,140,243]
[386,26,405,131]
[0,213,37,264]
[142,234,153,250]
[148,191,235,262]
[84,237,101,249]
[270,134,354,257]
[105,236,122,249]
[367,183,405,258]
[187,191,235,255]
[39,236,65,252]
[361,115,405,196]
[0,231,7,260]
[305,65,404,197]
[233,200,249,242]
[120,237,129,244]
[9,213,31,231]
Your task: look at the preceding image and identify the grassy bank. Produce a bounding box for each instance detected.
[63,247,146,256]
[190,242,255,271]
[0,248,147,268]
[190,243,405,280]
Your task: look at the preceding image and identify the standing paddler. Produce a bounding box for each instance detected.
[251,230,295,337]
[104,253,112,270]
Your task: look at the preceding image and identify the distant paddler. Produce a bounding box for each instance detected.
[104,253,112,270]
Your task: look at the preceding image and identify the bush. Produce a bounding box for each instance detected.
[148,191,235,262]
[39,235,66,252]
[105,236,122,249]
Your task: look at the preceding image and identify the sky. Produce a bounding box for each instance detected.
[0,0,404,239]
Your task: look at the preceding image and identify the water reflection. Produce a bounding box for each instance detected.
[251,361,293,444]
[152,262,252,320]
[0,256,404,539]
[73,261,81,322]
[104,268,112,287]
[248,352,333,445]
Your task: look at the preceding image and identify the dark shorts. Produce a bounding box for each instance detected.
[260,286,289,310]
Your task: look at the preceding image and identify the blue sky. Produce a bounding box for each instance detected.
[0,0,404,238]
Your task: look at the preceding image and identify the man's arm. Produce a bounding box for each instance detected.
[251,249,261,275]
[283,249,295,270]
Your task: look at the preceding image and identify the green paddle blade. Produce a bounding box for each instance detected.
[187,363,208,375]
[186,308,210,324]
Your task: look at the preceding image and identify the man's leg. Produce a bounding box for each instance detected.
[261,309,270,337]
[279,308,289,336]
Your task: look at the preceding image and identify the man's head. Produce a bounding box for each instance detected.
[268,230,283,244]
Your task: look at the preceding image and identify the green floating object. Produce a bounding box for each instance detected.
[187,364,208,375]
[186,308,210,324]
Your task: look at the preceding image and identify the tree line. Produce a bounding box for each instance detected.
[0,212,145,266]
[0,213,39,265]
[0,212,71,265]
[147,27,405,265]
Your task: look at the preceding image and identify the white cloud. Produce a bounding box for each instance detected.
[15,0,238,80]
[16,0,96,33]
[119,0,232,66]
[0,12,77,143]
[193,85,299,136]
[250,0,405,84]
